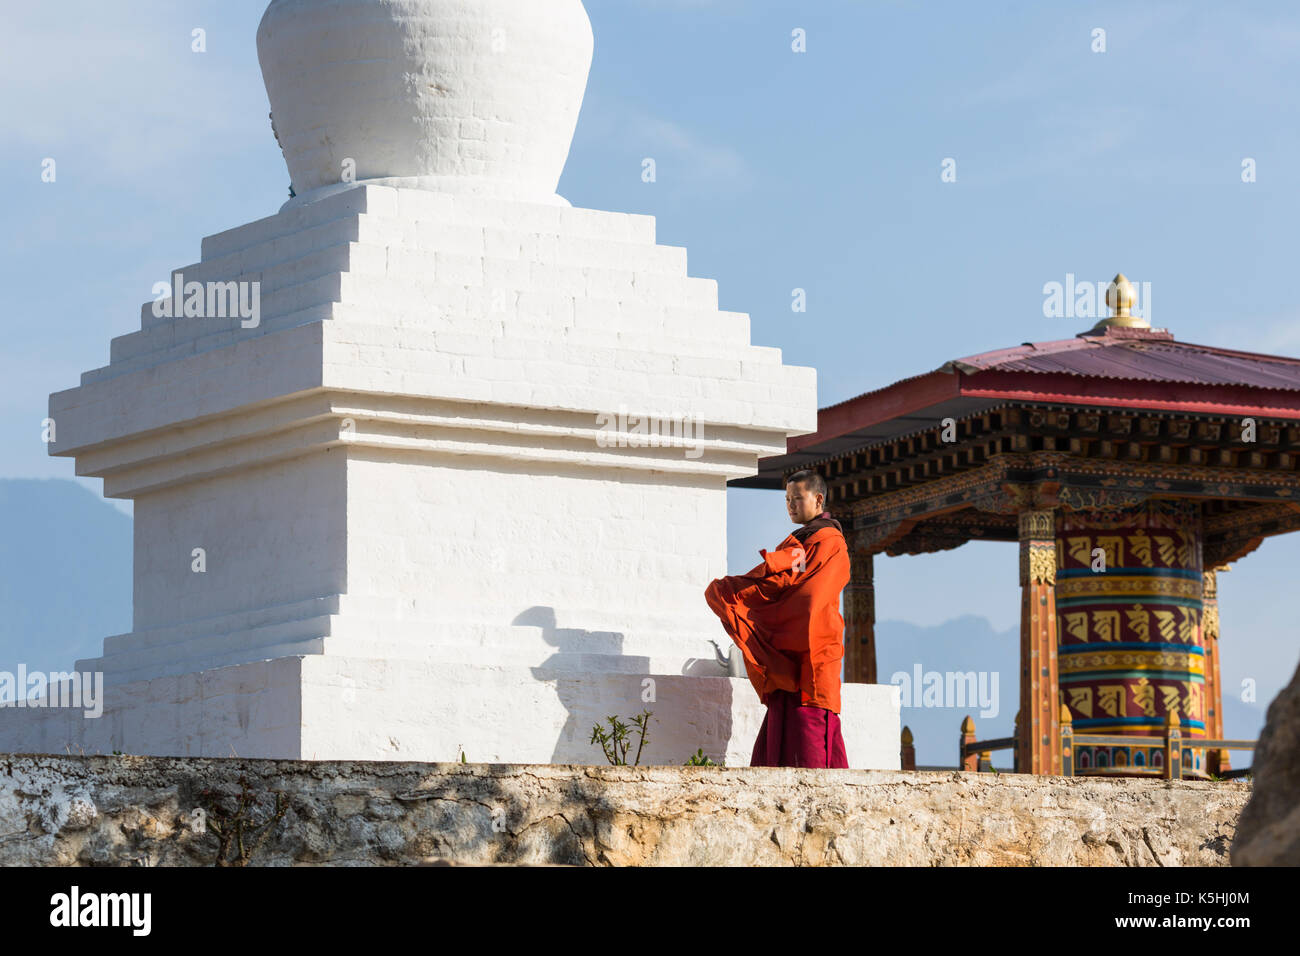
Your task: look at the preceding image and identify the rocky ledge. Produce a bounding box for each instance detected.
[0,755,1252,866]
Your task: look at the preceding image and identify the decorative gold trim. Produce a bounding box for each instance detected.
[1019,509,1058,585]
[1019,510,1055,539]
[1055,576,1203,600]
[1060,651,1205,674]
[1201,569,1218,600]
[1201,569,1220,641]
[850,454,1300,524]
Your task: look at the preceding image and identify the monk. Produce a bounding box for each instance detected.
[704,469,851,768]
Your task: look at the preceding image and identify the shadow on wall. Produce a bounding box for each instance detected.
[518,606,735,766]
[187,761,617,865]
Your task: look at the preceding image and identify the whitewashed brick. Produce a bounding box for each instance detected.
[385,246,438,279]
[584,266,635,301]
[399,190,457,223]
[434,252,484,287]
[408,220,486,256]
[433,332,492,356]
[481,256,532,291]
[483,227,522,259]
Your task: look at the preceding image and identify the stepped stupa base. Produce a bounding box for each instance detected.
[0,659,901,767]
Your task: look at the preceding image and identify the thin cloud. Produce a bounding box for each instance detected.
[0,2,264,179]
[629,112,754,186]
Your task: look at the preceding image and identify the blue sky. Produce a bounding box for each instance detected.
[2,1,1297,729]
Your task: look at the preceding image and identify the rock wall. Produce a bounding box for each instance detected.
[0,755,1249,866]
[1231,661,1300,865]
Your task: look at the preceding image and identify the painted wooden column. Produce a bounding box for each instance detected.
[842,545,876,684]
[1017,509,1061,775]
[1202,567,1229,774]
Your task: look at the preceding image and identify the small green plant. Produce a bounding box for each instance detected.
[460,750,467,763]
[590,710,654,766]
[684,748,716,767]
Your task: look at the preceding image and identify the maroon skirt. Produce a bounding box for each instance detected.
[750,688,849,768]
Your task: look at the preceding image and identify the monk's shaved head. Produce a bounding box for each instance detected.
[786,469,826,498]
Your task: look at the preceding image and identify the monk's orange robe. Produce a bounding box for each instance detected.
[704,513,851,713]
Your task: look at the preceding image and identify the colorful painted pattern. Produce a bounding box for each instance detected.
[1056,500,1207,776]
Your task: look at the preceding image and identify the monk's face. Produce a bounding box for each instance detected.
[785,481,823,524]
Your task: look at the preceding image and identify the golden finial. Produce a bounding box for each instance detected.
[1086,272,1150,332]
[1059,702,1073,724]
[960,715,976,734]
[901,726,913,745]
[1107,273,1134,316]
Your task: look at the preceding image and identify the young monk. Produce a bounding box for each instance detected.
[704,469,851,768]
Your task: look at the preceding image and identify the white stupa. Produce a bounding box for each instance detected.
[1,0,899,765]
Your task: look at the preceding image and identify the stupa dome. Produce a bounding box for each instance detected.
[257,0,594,206]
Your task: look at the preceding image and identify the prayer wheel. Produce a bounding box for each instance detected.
[1055,500,1208,777]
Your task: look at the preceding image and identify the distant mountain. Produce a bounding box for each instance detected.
[878,616,1019,768]
[877,615,1267,770]
[0,479,131,692]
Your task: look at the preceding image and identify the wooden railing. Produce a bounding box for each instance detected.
[900,707,1255,780]
[957,714,1017,773]
[1060,707,1256,779]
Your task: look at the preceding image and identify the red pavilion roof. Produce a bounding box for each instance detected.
[936,327,1300,389]
[733,325,1300,489]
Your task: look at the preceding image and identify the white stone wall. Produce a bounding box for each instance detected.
[300,660,899,768]
[131,452,346,633]
[0,661,900,770]
[0,659,306,759]
[342,454,726,663]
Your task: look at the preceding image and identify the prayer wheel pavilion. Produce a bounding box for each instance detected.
[734,275,1300,778]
